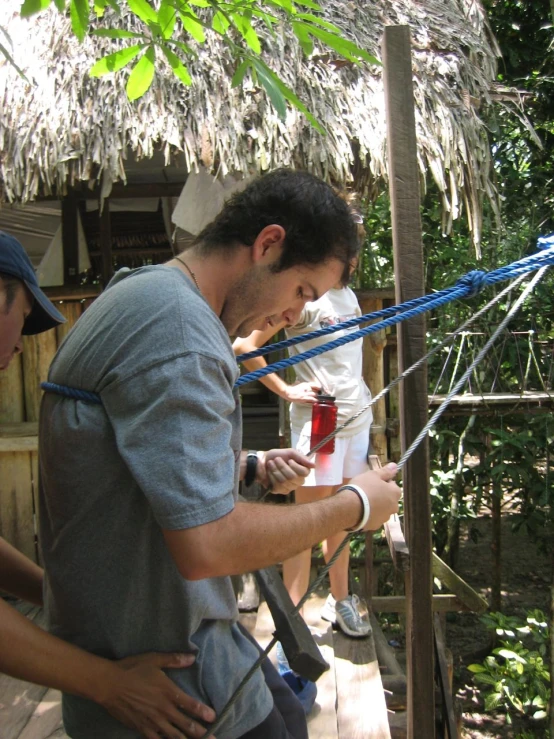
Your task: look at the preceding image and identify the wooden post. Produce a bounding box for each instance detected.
[99,199,113,286]
[383,25,435,738]
[21,330,58,423]
[359,296,388,464]
[62,194,79,285]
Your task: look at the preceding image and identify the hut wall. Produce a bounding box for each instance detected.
[0,293,95,564]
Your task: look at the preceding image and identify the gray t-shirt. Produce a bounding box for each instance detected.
[38,265,272,738]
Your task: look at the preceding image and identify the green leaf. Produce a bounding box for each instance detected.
[231,12,260,54]
[93,28,145,38]
[295,12,341,34]
[162,46,192,85]
[533,710,547,720]
[305,24,379,65]
[292,21,313,56]
[251,59,286,120]
[89,43,145,75]
[252,58,325,134]
[188,0,209,5]
[158,0,176,39]
[170,39,195,55]
[293,0,321,10]
[265,0,292,11]
[178,10,205,43]
[212,10,230,34]
[497,648,527,663]
[467,664,487,673]
[53,0,66,10]
[0,41,31,82]
[126,45,156,99]
[126,0,157,25]
[231,59,250,88]
[70,0,90,42]
[20,0,51,17]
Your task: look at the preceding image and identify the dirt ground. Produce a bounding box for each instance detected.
[447,514,550,738]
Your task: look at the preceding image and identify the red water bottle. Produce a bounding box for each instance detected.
[310,393,337,454]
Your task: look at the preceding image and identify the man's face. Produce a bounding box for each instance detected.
[0,281,32,370]
[223,257,345,337]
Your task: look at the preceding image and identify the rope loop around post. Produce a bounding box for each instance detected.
[454,269,487,297]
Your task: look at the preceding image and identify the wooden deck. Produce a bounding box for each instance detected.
[2,591,393,739]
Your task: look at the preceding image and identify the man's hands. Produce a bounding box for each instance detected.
[347,463,402,531]
[283,381,321,404]
[99,652,215,739]
[256,449,315,494]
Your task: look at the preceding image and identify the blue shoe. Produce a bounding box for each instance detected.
[281,670,318,716]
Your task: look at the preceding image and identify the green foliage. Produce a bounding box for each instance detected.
[468,610,550,723]
[16,0,380,125]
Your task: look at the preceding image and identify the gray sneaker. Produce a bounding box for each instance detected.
[321,593,371,638]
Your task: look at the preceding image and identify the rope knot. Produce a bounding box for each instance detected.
[456,270,486,297]
[537,234,554,251]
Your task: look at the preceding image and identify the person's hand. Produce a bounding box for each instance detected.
[257,449,315,494]
[284,382,321,404]
[349,463,402,531]
[99,652,216,738]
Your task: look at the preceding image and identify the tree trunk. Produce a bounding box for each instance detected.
[444,414,476,570]
[490,480,502,613]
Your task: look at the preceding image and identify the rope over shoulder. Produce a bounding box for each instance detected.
[455,270,487,297]
[41,382,102,405]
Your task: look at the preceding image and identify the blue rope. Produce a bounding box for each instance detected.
[236,239,554,363]
[41,382,102,404]
[40,237,554,401]
[235,238,554,386]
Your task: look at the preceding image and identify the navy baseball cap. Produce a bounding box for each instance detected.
[0,231,65,335]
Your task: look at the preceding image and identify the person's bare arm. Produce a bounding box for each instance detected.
[233,325,320,404]
[164,465,401,580]
[0,598,215,738]
[0,537,43,605]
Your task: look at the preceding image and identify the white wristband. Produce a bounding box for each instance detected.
[339,484,371,532]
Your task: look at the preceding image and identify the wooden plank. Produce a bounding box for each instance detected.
[383,25,434,739]
[334,629,391,739]
[371,595,467,613]
[55,301,83,347]
[43,286,100,301]
[0,452,35,562]
[359,297,388,464]
[0,423,39,437]
[61,195,79,285]
[0,606,49,739]
[385,515,410,572]
[369,614,404,677]
[302,592,339,739]
[17,688,66,739]
[432,553,488,613]
[433,614,458,739]
[21,330,57,423]
[99,199,113,286]
[0,354,25,423]
[0,437,38,453]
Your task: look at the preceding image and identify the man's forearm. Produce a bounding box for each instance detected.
[164,489,362,580]
[0,537,43,605]
[242,356,289,399]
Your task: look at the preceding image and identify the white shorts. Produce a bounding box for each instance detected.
[292,427,370,487]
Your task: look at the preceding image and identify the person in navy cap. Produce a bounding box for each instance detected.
[0,230,66,369]
[0,231,216,736]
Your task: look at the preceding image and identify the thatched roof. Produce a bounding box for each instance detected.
[0,1,501,244]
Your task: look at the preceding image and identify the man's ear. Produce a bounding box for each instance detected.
[251,225,286,264]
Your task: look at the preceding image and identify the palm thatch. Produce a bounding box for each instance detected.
[0,1,501,246]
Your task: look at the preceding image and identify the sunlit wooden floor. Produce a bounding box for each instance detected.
[2,588,393,739]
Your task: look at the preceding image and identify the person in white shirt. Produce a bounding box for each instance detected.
[234,272,372,639]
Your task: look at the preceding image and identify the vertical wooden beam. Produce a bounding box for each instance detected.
[99,199,113,286]
[383,25,434,739]
[359,296,388,464]
[61,194,79,285]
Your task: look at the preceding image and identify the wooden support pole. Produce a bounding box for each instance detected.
[99,199,113,286]
[359,296,388,463]
[61,194,79,285]
[383,25,434,739]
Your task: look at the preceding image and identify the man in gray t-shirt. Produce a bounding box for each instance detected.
[39,170,402,738]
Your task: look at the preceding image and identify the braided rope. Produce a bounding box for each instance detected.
[236,239,554,364]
